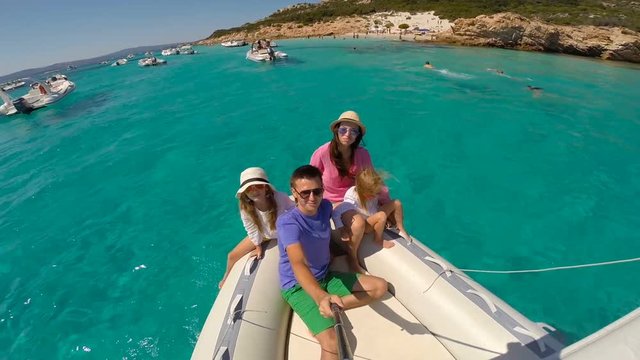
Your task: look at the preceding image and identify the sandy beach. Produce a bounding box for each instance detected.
[365,11,452,33]
[200,11,451,45]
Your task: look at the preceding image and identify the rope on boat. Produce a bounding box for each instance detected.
[459,256,640,274]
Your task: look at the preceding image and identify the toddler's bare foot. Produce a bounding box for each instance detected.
[374,238,396,249]
[382,239,396,249]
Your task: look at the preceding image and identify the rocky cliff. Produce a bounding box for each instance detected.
[197,17,369,45]
[198,12,640,64]
[437,12,640,63]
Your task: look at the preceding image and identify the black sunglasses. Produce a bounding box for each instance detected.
[294,187,324,200]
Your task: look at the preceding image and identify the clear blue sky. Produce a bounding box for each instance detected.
[0,0,314,77]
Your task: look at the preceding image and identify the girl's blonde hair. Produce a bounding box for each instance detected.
[355,168,384,208]
[239,186,278,236]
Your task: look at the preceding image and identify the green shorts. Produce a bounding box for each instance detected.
[281,271,360,335]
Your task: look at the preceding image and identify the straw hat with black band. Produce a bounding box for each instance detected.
[236,167,275,198]
[329,110,367,136]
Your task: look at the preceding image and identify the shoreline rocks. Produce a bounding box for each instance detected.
[198,12,640,64]
[437,13,640,63]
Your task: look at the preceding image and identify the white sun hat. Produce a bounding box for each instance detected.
[236,167,275,198]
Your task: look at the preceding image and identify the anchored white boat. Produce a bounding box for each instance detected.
[246,40,287,62]
[0,75,75,116]
[1,79,27,92]
[221,40,247,47]
[192,229,640,360]
[178,45,196,55]
[138,57,167,67]
[111,58,128,67]
[161,48,178,56]
[45,74,74,92]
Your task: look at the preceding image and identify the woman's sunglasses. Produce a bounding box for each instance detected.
[294,187,324,200]
[337,126,360,137]
[246,184,267,192]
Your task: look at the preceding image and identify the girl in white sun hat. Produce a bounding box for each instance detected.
[219,167,294,288]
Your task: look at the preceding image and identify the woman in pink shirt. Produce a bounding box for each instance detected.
[310,110,389,273]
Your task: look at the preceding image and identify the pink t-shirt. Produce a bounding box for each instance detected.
[310,142,390,203]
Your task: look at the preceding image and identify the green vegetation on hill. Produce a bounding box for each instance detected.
[207,0,640,38]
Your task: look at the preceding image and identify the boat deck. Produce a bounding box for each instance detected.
[287,256,455,359]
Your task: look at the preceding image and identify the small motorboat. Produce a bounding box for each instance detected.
[1,79,27,92]
[246,39,287,62]
[111,58,128,67]
[221,40,247,47]
[144,51,154,57]
[138,57,167,67]
[126,53,135,59]
[192,228,640,360]
[178,45,196,55]
[45,74,74,93]
[161,48,178,56]
[0,75,75,116]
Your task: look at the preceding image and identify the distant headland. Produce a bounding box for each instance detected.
[198,0,640,64]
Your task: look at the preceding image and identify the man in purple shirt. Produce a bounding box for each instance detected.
[277,165,387,360]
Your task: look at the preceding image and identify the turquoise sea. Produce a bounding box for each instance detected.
[1,39,639,358]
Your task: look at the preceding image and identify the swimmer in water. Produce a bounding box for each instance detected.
[424,61,434,69]
[527,85,543,97]
[487,68,506,75]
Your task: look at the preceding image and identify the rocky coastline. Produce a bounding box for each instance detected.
[439,13,640,63]
[198,12,640,64]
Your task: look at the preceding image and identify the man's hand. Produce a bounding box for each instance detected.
[318,294,345,318]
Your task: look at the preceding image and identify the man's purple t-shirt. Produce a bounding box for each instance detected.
[277,199,332,290]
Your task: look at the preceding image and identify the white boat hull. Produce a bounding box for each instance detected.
[1,81,26,92]
[161,49,178,56]
[1,78,75,116]
[221,40,247,47]
[111,59,128,66]
[245,49,288,62]
[192,230,568,360]
[138,58,167,67]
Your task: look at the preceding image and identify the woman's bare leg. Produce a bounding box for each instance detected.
[219,236,256,288]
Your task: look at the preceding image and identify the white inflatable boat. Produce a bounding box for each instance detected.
[1,75,75,116]
[246,48,288,62]
[138,57,167,67]
[192,230,640,360]
[221,40,247,47]
[245,39,287,62]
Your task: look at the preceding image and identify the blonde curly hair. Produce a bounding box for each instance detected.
[355,168,384,208]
